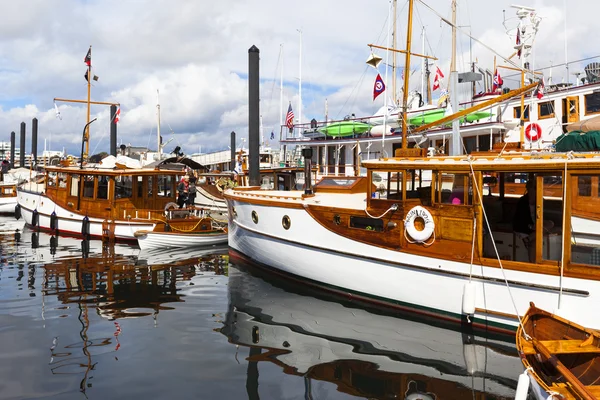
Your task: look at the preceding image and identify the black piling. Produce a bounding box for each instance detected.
[110,105,117,156]
[302,148,313,195]
[10,131,15,168]
[19,122,25,168]
[31,118,38,165]
[248,45,260,187]
[230,131,236,171]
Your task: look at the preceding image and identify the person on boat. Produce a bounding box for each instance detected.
[177,176,189,209]
[186,176,197,208]
[0,158,8,180]
[513,178,554,262]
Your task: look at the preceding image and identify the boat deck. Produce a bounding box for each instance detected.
[230,189,367,210]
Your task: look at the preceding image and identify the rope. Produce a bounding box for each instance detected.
[466,156,529,337]
[364,203,398,219]
[404,227,436,247]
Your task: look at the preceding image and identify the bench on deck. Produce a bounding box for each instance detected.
[520,339,600,355]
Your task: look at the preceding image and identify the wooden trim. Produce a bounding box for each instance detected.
[474,307,518,321]
[225,193,305,209]
[233,186,261,191]
[537,100,555,120]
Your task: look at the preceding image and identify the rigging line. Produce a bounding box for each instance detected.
[264,46,283,132]
[501,55,600,80]
[418,0,526,72]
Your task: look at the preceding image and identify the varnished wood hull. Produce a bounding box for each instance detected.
[226,196,600,332]
[17,189,154,242]
[516,304,600,400]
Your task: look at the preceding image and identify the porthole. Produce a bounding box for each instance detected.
[333,214,341,225]
[251,210,259,224]
[282,215,291,230]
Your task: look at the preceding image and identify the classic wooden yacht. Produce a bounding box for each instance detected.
[16,161,223,243]
[516,303,600,400]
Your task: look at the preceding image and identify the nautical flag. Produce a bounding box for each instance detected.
[84,47,91,67]
[492,68,503,91]
[373,73,386,101]
[432,66,444,91]
[54,102,62,120]
[114,107,121,124]
[535,77,545,100]
[516,28,521,58]
[285,103,294,129]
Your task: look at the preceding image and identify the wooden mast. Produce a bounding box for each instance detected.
[400,0,414,151]
[85,45,92,160]
[392,0,398,105]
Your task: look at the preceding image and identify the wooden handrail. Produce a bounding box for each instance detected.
[531,337,596,400]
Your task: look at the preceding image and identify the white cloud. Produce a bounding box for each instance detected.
[0,0,597,155]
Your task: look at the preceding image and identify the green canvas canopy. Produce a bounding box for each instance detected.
[555,130,600,152]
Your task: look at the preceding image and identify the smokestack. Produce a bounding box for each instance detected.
[110,104,117,156]
[10,131,15,168]
[230,131,236,171]
[248,45,260,187]
[32,118,38,165]
[20,122,25,168]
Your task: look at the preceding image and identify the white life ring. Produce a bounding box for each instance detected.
[404,206,435,243]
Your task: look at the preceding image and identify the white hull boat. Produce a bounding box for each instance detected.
[134,229,228,250]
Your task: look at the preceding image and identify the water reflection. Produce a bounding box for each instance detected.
[0,226,229,398]
[221,256,523,399]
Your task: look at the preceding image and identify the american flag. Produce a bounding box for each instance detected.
[285,103,294,129]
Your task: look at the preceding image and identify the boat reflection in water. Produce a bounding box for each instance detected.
[20,230,229,397]
[222,253,524,399]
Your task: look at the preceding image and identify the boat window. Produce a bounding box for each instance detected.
[584,92,600,115]
[82,175,95,198]
[115,175,133,199]
[541,175,563,262]
[572,175,600,266]
[349,216,384,232]
[578,176,592,196]
[58,172,67,189]
[97,176,109,199]
[406,169,433,206]
[147,176,154,197]
[47,172,57,187]
[513,104,530,121]
[437,173,472,205]
[158,175,174,198]
[316,177,357,187]
[538,101,555,119]
[70,175,80,197]
[371,171,403,200]
[136,176,143,198]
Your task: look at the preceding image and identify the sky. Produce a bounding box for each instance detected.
[0,0,597,157]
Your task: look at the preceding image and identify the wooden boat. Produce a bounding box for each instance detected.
[318,120,371,137]
[516,303,600,400]
[16,161,222,243]
[0,182,18,213]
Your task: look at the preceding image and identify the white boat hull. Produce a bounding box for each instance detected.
[135,230,228,250]
[227,198,600,332]
[17,189,155,242]
[0,196,17,213]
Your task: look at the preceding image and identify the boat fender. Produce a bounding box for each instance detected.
[81,216,90,237]
[462,281,477,321]
[14,204,21,220]
[31,209,39,227]
[514,369,531,400]
[525,123,542,142]
[50,212,58,231]
[462,343,480,375]
[404,206,435,243]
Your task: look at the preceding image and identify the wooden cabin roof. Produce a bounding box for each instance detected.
[44,165,183,176]
[363,152,600,172]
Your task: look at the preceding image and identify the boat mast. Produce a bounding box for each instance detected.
[392,0,398,105]
[157,89,161,160]
[298,29,302,136]
[421,26,425,105]
[449,0,461,156]
[85,45,92,160]
[400,0,414,150]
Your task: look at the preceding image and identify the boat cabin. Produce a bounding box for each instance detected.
[44,165,182,220]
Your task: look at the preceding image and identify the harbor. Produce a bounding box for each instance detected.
[2,0,600,399]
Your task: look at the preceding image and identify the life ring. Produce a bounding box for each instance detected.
[525,123,542,142]
[404,206,435,243]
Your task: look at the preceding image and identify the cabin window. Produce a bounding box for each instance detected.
[350,216,384,232]
[82,175,95,198]
[70,175,80,197]
[97,176,109,199]
[158,175,174,198]
[58,173,67,189]
[371,171,403,200]
[538,101,555,119]
[437,173,472,205]
[578,176,593,197]
[47,172,57,187]
[115,175,133,199]
[541,175,563,262]
[584,92,600,115]
[147,176,154,197]
[572,175,600,266]
[513,105,530,121]
[136,176,143,198]
[406,169,433,206]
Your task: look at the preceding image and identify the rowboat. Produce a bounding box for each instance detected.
[134,227,228,250]
[407,109,492,126]
[516,303,600,400]
[318,121,371,137]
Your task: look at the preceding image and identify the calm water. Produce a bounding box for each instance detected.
[0,217,524,400]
